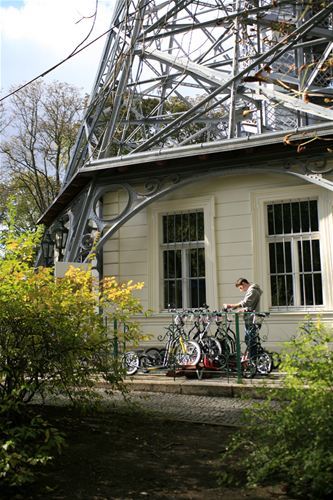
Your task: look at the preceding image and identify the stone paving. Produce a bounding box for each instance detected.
[98,389,259,427]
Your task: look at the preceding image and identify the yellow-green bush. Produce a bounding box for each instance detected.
[0,219,144,486]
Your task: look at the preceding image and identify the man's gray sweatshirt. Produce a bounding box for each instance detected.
[239,283,263,312]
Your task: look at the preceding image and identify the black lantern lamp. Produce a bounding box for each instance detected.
[41,232,54,266]
[54,221,69,258]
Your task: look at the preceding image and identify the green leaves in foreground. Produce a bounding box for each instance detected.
[219,318,333,499]
[0,219,145,487]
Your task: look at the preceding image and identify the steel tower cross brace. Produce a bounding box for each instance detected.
[38,0,333,266]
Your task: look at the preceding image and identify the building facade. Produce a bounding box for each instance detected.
[102,166,333,349]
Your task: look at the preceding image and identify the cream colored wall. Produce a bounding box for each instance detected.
[102,172,333,349]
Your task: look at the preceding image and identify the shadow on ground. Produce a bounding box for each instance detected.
[7,404,294,500]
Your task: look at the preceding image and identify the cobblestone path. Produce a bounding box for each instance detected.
[100,390,258,426]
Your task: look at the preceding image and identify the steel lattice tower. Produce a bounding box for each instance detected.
[39,0,333,266]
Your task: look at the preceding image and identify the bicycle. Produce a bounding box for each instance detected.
[189,308,222,361]
[214,311,272,377]
[141,309,201,370]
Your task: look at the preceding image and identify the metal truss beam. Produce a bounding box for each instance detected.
[38,1,333,267]
[61,1,333,183]
[142,47,333,121]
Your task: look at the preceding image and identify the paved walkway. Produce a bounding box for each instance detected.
[96,370,284,427]
[99,389,257,427]
[38,371,283,427]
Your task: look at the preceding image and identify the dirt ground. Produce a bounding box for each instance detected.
[7,404,294,500]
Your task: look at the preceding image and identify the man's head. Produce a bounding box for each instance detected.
[235,278,250,292]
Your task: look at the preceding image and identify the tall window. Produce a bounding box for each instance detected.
[162,210,206,309]
[267,199,323,307]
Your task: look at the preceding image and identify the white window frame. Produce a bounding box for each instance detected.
[148,196,218,312]
[252,185,333,312]
[162,211,206,309]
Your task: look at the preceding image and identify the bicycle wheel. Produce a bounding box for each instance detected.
[219,337,232,357]
[256,351,273,375]
[144,347,162,366]
[122,351,139,375]
[201,337,222,358]
[139,354,151,372]
[242,358,257,378]
[215,353,227,370]
[174,340,201,366]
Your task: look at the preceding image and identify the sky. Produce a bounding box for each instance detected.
[0,0,116,99]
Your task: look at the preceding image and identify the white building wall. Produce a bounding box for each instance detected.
[103,171,333,350]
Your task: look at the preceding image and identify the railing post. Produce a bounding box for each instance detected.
[113,318,118,358]
[235,312,242,383]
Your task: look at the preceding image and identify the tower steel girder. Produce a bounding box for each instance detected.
[38,1,333,267]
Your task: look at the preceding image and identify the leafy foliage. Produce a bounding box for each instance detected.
[0,214,144,486]
[0,80,84,230]
[0,402,65,487]
[219,318,333,499]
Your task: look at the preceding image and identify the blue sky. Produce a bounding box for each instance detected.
[0,0,115,98]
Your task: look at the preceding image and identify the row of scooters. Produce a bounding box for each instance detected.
[122,309,280,378]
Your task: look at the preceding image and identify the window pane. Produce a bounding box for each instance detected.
[163,279,183,309]
[314,274,323,305]
[310,200,319,231]
[298,240,311,272]
[286,275,294,306]
[269,243,276,273]
[175,250,181,277]
[267,205,274,235]
[269,242,292,274]
[283,203,292,234]
[270,276,277,306]
[163,216,168,243]
[175,214,182,242]
[163,250,168,277]
[163,250,181,278]
[163,215,175,243]
[300,201,310,232]
[275,243,285,273]
[273,204,283,234]
[190,278,206,308]
[182,212,190,241]
[300,274,314,306]
[197,212,204,240]
[164,250,176,279]
[312,240,321,271]
[175,280,182,308]
[190,249,198,278]
[270,273,293,306]
[198,248,205,276]
[298,243,323,305]
[291,202,301,233]
[189,248,205,278]
[164,281,170,308]
[298,240,322,274]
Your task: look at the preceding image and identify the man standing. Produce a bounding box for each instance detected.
[224,278,263,358]
[224,278,262,312]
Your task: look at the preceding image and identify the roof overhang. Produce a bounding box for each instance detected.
[38,122,333,226]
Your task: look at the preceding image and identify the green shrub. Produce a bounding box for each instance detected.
[0,213,145,486]
[219,318,333,499]
[0,401,65,487]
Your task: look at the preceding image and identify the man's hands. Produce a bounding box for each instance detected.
[223,303,236,310]
[223,303,244,312]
